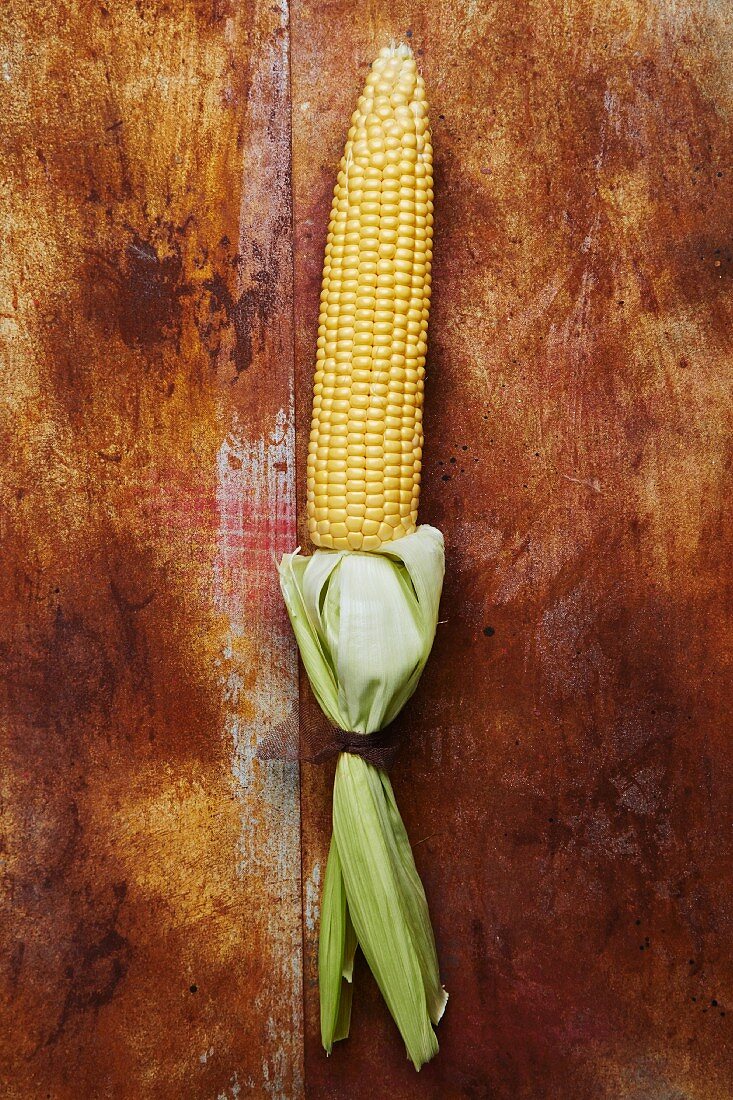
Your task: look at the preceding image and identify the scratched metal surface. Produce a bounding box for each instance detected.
[0,2,302,1098]
[292,2,733,1098]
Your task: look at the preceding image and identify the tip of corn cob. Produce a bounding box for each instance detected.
[307,44,434,553]
[379,41,414,60]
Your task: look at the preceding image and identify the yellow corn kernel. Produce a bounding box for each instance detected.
[307,43,433,551]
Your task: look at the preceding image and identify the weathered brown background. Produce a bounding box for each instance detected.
[2,0,732,1096]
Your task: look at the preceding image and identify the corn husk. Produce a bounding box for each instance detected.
[278,525,447,1069]
[318,836,357,1048]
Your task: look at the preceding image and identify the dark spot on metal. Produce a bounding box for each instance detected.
[6,607,117,731]
[118,234,186,347]
[48,927,131,1046]
[87,231,189,350]
[201,247,281,375]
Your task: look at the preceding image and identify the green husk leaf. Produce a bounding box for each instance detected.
[333,752,439,1070]
[377,768,448,1025]
[277,526,444,737]
[277,525,447,1069]
[319,837,355,1051]
[277,549,342,729]
[342,903,357,983]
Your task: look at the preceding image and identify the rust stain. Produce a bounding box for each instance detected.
[100,231,188,349]
[202,250,282,377]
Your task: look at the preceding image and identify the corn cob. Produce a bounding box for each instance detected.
[279,42,446,1070]
[307,43,434,551]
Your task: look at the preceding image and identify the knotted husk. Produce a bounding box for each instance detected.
[278,526,448,1069]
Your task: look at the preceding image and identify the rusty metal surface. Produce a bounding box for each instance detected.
[292,2,733,1097]
[3,0,733,1096]
[0,2,301,1098]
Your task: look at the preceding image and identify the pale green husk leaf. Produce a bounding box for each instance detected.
[277,525,447,1070]
[278,525,444,736]
[318,837,356,1052]
[333,753,446,1069]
